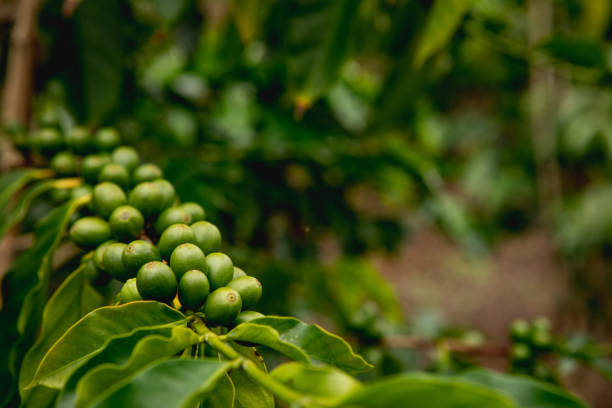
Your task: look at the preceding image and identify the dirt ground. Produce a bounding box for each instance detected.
[371,228,611,408]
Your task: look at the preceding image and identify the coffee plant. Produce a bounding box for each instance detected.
[0,124,594,407]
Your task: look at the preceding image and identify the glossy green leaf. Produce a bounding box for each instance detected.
[230,343,274,408]
[271,362,361,401]
[205,372,236,408]
[75,326,200,408]
[18,385,57,408]
[0,180,55,238]
[336,372,515,408]
[460,369,589,408]
[414,0,474,67]
[0,200,83,406]
[0,169,38,214]
[56,325,193,408]
[28,302,185,390]
[227,316,372,374]
[91,359,231,408]
[19,265,103,396]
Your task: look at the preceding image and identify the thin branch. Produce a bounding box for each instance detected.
[382,336,510,357]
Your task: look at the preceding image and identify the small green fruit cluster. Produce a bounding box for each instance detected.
[62,126,263,328]
[508,317,555,380]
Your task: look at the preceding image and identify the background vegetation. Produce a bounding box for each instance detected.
[1,0,611,406]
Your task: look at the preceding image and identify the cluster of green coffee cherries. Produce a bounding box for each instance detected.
[508,317,554,379]
[35,125,263,327]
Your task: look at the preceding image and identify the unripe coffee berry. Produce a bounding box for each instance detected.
[153,179,176,210]
[128,182,163,218]
[66,126,92,154]
[109,205,144,241]
[205,252,233,290]
[51,152,78,176]
[158,224,196,259]
[70,217,111,249]
[123,240,161,272]
[102,242,131,281]
[111,146,139,172]
[233,266,247,279]
[155,207,192,235]
[82,154,111,184]
[170,243,207,280]
[119,278,142,303]
[227,276,262,309]
[92,182,127,218]
[191,221,222,254]
[204,287,242,325]
[180,202,206,223]
[136,261,177,302]
[132,163,163,184]
[95,127,121,151]
[178,270,210,309]
[98,163,130,189]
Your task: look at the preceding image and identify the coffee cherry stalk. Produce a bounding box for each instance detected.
[35,125,264,328]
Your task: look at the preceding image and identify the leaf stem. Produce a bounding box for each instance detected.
[190,315,321,407]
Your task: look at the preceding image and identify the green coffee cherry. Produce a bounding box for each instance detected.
[128,182,163,218]
[205,252,233,290]
[235,311,264,325]
[119,278,142,303]
[180,202,206,223]
[510,319,530,341]
[109,205,144,241]
[111,146,139,172]
[178,270,210,309]
[51,152,77,176]
[531,329,552,349]
[66,126,92,154]
[132,163,163,184]
[169,243,207,280]
[98,163,130,189]
[92,182,127,218]
[32,128,64,156]
[511,343,531,361]
[70,185,92,200]
[154,207,192,235]
[154,179,176,210]
[158,223,197,259]
[51,188,70,204]
[532,316,551,332]
[94,240,116,270]
[82,154,111,184]
[123,240,161,272]
[204,287,242,325]
[95,127,121,151]
[70,217,111,248]
[233,266,247,279]
[136,261,177,302]
[227,276,262,309]
[102,242,131,281]
[191,221,222,254]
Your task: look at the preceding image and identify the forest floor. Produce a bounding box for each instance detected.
[372,228,610,408]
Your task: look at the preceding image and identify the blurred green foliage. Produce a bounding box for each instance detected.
[6,0,612,377]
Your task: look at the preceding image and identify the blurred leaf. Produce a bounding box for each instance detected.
[227,316,372,374]
[0,180,55,238]
[271,362,361,400]
[29,302,185,390]
[539,36,606,68]
[231,0,271,44]
[288,0,361,106]
[204,373,236,408]
[229,343,274,408]
[336,372,514,407]
[91,359,230,408]
[74,326,200,408]
[460,369,589,408]
[0,200,83,407]
[414,0,474,67]
[73,0,125,123]
[19,265,103,398]
[0,169,39,214]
